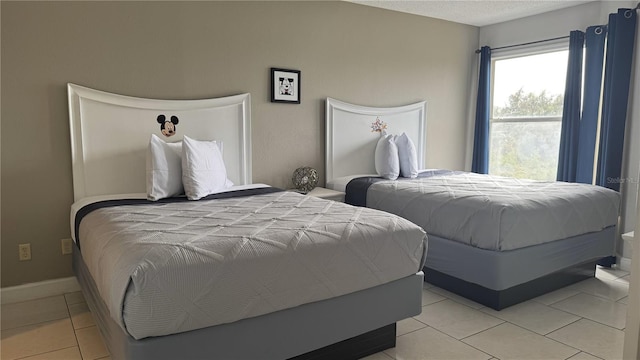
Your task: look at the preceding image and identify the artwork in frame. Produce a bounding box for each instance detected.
[271,68,301,104]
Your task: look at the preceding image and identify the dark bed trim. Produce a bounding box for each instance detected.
[597,255,617,267]
[290,324,396,360]
[424,259,599,310]
[344,170,459,207]
[74,187,283,250]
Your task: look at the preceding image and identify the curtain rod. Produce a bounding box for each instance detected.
[474,35,570,54]
[476,3,640,54]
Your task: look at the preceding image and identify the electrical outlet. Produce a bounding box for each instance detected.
[61,238,73,255]
[19,243,31,261]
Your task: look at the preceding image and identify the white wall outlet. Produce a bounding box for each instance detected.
[61,238,73,255]
[19,243,31,261]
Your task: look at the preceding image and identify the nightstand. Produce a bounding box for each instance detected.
[306,187,345,202]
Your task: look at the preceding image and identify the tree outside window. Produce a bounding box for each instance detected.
[489,50,568,180]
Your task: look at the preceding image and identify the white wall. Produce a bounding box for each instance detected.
[479,2,602,48]
[623,17,640,359]
[623,220,639,360]
[478,0,639,266]
[621,4,640,265]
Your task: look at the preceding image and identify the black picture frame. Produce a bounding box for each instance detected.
[271,68,301,104]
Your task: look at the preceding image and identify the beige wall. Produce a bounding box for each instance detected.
[0,1,477,287]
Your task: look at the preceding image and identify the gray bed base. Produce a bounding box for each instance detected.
[424,226,615,310]
[73,243,423,360]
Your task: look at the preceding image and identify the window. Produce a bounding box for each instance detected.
[489,50,568,180]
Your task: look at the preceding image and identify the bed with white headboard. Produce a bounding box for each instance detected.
[325,97,619,310]
[68,85,428,359]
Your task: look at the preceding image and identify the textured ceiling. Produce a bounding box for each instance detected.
[348,0,597,26]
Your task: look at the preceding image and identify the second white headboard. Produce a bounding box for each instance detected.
[325,97,426,184]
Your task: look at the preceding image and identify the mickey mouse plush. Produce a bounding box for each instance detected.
[157,115,179,137]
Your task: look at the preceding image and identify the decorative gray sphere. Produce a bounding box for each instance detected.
[292,167,318,193]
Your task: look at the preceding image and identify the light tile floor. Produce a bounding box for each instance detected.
[1,291,109,360]
[365,266,630,360]
[0,266,629,360]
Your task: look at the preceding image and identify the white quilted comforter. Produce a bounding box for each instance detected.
[366,172,619,251]
[77,191,427,339]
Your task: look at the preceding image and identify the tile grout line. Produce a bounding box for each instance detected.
[576,290,629,303]
[7,295,79,360]
[541,316,582,336]
[0,295,71,332]
[487,302,586,337]
[425,323,496,359]
[459,319,506,341]
[492,318,584,358]
[548,302,627,331]
[564,349,606,360]
[396,322,430,338]
[415,297,448,319]
[0,316,69,333]
[412,296,453,326]
[597,268,629,280]
[13,345,79,360]
[545,290,584,306]
[547,286,628,330]
[531,289,582,306]
[573,277,630,301]
[546,319,618,360]
[378,349,395,360]
[420,296,506,335]
[424,293,486,312]
[64,293,84,359]
[428,289,486,310]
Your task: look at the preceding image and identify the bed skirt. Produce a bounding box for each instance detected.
[73,242,422,359]
[424,227,615,310]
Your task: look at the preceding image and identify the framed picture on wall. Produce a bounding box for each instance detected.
[271,68,301,104]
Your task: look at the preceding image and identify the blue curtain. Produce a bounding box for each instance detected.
[576,25,607,184]
[557,31,585,182]
[596,9,637,191]
[472,46,491,174]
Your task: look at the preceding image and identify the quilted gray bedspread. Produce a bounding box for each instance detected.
[77,191,427,339]
[365,172,619,251]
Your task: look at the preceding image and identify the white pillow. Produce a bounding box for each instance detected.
[146,134,183,201]
[374,133,400,180]
[182,135,233,200]
[395,132,419,178]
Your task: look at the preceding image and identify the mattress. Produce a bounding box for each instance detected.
[347,170,620,251]
[74,188,427,340]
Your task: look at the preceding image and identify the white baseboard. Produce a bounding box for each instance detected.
[0,277,80,304]
[619,256,633,272]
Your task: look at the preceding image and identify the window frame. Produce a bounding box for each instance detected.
[487,40,570,179]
